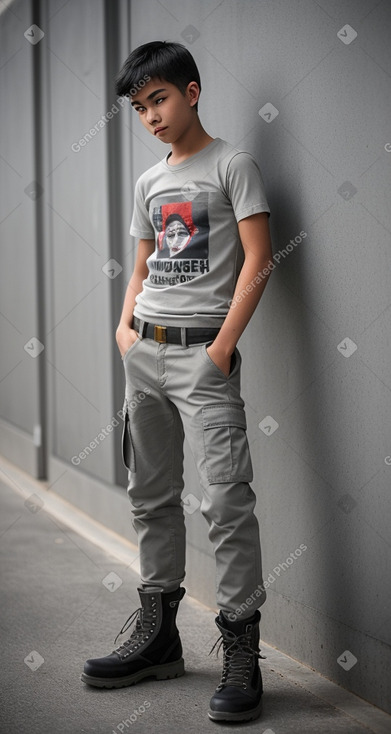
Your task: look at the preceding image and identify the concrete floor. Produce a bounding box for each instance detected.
[1,458,390,734]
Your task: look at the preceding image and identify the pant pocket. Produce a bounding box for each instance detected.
[121,399,136,472]
[122,335,142,364]
[202,343,240,379]
[202,402,253,484]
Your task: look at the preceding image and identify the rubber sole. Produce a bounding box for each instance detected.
[208,698,263,722]
[81,658,185,689]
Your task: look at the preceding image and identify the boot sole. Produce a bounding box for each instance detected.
[81,658,185,689]
[208,698,263,722]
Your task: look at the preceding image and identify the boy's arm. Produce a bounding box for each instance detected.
[116,238,154,357]
[207,212,273,376]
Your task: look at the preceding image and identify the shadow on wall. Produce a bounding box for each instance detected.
[253,118,368,692]
[252,125,354,654]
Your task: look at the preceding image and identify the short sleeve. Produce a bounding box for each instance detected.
[226,152,270,222]
[129,176,155,239]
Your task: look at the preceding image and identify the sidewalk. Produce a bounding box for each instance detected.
[1,458,390,734]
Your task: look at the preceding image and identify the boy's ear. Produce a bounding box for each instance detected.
[186,81,200,108]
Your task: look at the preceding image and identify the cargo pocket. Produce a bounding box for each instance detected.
[121,399,136,472]
[202,403,253,484]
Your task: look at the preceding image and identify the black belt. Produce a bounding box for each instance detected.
[133,316,220,345]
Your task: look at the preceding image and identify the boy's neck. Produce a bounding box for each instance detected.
[167,119,214,166]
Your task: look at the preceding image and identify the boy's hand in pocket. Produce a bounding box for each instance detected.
[116,325,139,358]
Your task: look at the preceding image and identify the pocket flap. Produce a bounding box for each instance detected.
[202,403,247,431]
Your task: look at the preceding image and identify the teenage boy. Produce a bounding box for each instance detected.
[82,41,273,723]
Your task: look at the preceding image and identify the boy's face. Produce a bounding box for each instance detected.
[130,78,199,144]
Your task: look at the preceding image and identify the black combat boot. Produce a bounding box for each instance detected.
[208,610,264,722]
[81,585,186,688]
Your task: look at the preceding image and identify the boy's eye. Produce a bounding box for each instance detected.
[133,97,165,113]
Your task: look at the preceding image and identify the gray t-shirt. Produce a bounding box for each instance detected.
[130,137,270,328]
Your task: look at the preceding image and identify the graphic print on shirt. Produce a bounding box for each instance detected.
[150,193,209,286]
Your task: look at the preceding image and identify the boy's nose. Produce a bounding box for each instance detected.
[146,109,160,125]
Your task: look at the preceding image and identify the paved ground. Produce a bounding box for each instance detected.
[1,459,391,734]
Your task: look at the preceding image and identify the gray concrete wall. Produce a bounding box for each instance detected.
[1,0,390,713]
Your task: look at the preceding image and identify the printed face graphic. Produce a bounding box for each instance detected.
[155,199,206,258]
[165,215,193,256]
[149,193,210,286]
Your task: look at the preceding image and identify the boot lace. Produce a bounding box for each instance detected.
[113,599,158,658]
[209,630,264,690]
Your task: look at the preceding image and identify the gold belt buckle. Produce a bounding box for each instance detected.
[154,324,167,343]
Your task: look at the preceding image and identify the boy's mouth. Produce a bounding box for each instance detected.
[154,127,168,135]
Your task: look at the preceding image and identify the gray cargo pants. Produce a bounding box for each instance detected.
[121,334,266,617]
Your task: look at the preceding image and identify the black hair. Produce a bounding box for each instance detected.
[115,40,201,111]
[165,213,190,230]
